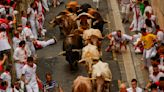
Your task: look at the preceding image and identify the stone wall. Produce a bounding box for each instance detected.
[151,0,164,29]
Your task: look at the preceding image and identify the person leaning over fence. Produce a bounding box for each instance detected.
[43,72,63,92]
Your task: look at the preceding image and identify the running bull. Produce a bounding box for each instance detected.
[58,29,83,70]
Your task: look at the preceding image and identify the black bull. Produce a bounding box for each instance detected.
[63,34,83,70]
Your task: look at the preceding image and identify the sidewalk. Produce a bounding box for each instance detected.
[108,0,136,87]
[108,0,149,88]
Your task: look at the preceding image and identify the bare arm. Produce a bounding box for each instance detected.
[107,33,113,40]
[0,54,7,65]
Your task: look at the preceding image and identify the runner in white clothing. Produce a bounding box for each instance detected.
[120,0,131,23]
[13,41,28,79]
[33,37,57,49]
[21,57,39,92]
[21,11,27,28]
[143,1,153,18]
[12,30,22,50]
[0,66,12,92]
[27,2,38,39]
[21,22,36,57]
[127,79,142,92]
[0,26,11,52]
[42,0,50,12]
[156,25,164,44]
[129,1,144,31]
[106,30,132,52]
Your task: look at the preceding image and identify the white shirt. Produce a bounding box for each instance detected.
[21,16,27,28]
[149,72,164,83]
[21,27,34,41]
[27,7,37,21]
[127,87,142,92]
[36,1,43,15]
[0,31,11,51]
[111,32,132,43]
[12,36,21,50]
[0,7,6,15]
[13,47,27,62]
[144,6,153,15]
[0,72,11,88]
[22,64,37,85]
[42,0,49,12]
[157,31,164,43]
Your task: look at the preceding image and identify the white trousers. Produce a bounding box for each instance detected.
[30,20,38,39]
[42,0,49,12]
[121,3,130,14]
[15,63,24,79]
[37,39,55,47]
[143,46,157,67]
[26,42,36,57]
[143,47,156,59]
[26,83,39,92]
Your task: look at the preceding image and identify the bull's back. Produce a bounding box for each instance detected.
[63,35,83,51]
[72,76,92,92]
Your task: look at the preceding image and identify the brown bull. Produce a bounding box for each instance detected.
[72,76,93,92]
[49,11,78,36]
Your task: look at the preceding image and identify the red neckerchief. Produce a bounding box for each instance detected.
[14,34,19,38]
[160,55,164,58]
[22,16,27,18]
[34,41,42,49]
[4,71,10,75]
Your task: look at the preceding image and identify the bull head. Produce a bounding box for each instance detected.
[78,58,99,77]
[49,15,62,27]
[92,74,111,92]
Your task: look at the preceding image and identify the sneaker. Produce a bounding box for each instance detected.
[53,36,58,43]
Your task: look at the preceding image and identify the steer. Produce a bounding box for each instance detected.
[72,76,93,92]
[59,29,83,70]
[76,13,94,30]
[79,43,101,76]
[49,11,78,37]
[83,28,103,50]
[92,60,112,92]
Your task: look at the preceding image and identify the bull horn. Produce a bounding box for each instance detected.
[78,59,86,63]
[58,51,66,56]
[56,15,62,19]
[105,78,112,82]
[88,78,96,80]
[49,19,55,24]
[72,49,81,52]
